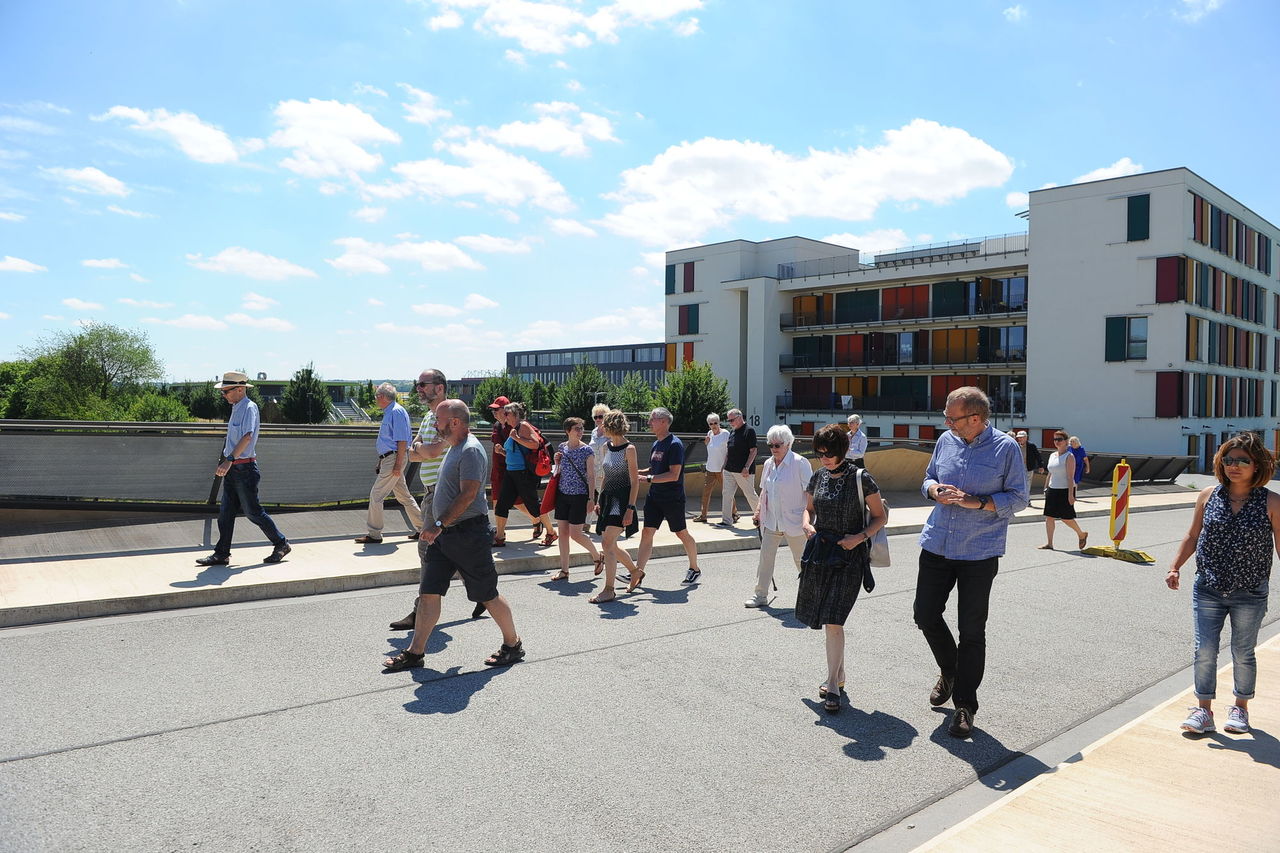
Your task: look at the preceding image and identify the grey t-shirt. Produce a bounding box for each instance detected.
[433,432,489,523]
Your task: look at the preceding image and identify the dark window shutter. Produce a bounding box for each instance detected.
[687,303,699,334]
[1155,371,1183,417]
[664,265,676,295]
[683,262,694,293]
[1105,317,1127,361]
[1127,194,1150,241]
[1155,256,1181,303]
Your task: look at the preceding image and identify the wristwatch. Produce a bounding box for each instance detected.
[434,519,444,529]
[977,495,990,510]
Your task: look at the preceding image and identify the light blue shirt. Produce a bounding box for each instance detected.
[224,396,260,459]
[919,424,1029,561]
[845,429,868,461]
[376,401,412,455]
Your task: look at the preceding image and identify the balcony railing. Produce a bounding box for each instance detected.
[780,297,1028,330]
[776,394,1018,416]
[775,232,1028,280]
[780,350,1027,371]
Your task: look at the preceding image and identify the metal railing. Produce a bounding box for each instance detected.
[776,233,1028,280]
[779,298,1028,330]
[780,350,1027,371]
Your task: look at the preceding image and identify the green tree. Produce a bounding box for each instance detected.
[358,379,376,407]
[472,371,531,422]
[280,363,331,424]
[652,361,730,432]
[23,322,162,401]
[529,379,548,410]
[551,363,615,422]
[126,392,192,422]
[615,371,654,415]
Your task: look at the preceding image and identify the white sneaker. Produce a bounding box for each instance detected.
[1224,705,1250,734]
[743,595,768,608]
[1180,707,1215,733]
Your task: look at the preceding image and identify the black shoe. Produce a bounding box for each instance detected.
[263,542,291,564]
[929,674,955,707]
[389,611,416,631]
[948,707,975,739]
[195,554,229,566]
[471,602,486,620]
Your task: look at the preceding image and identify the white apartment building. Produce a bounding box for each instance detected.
[663,168,1278,470]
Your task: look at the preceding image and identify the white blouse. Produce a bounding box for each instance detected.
[759,450,811,536]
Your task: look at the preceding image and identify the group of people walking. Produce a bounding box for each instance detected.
[196,371,1273,741]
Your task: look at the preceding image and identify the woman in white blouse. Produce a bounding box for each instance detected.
[745,424,812,608]
[695,412,733,523]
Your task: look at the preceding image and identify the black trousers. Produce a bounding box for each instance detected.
[913,549,999,712]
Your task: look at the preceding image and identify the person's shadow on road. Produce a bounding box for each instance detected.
[171,562,262,587]
[539,577,597,598]
[383,627,454,657]
[402,666,507,715]
[803,700,919,760]
[1204,726,1280,769]
[927,707,1053,791]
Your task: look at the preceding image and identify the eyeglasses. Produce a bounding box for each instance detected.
[942,413,979,425]
[768,442,785,448]
[415,381,438,388]
[220,388,236,396]
[593,415,604,420]
[1053,436,1068,442]
[1222,457,1254,467]
[815,449,840,458]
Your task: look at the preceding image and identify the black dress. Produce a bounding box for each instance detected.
[795,463,878,629]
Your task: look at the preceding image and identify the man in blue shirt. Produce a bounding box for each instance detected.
[355,383,423,544]
[915,387,1029,739]
[635,407,702,585]
[195,371,290,566]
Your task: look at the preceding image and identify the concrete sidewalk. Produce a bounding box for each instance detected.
[0,483,1200,628]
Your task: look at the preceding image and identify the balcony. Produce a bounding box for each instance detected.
[777,393,934,414]
[780,351,1027,372]
[780,298,1027,331]
[776,232,1028,280]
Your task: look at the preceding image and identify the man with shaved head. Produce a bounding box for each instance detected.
[383,400,525,671]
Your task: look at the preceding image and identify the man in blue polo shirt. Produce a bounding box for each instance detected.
[355,383,423,544]
[915,386,1029,739]
[195,371,290,566]
[634,407,702,585]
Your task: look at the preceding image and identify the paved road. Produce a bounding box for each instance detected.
[1,505,1274,853]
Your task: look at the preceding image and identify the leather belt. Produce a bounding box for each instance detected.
[378,450,396,459]
[230,457,255,465]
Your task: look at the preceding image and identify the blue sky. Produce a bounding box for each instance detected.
[2,0,1276,384]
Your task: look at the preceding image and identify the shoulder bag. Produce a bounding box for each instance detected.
[855,468,891,568]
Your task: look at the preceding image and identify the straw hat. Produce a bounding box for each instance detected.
[214,371,254,389]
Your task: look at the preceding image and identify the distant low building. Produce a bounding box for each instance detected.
[508,343,666,389]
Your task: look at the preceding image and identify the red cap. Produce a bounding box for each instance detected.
[488,395,511,409]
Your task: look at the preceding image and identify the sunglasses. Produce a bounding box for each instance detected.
[1053,436,1067,442]
[415,380,439,388]
[593,415,604,420]
[815,449,841,458]
[1222,457,1254,467]
[220,388,237,396]
[768,442,786,448]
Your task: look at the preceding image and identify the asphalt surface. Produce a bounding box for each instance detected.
[1,504,1274,853]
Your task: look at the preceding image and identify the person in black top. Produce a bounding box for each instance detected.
[1015,430,1043,477]
[635,407,702,585]
[720,408,759,525]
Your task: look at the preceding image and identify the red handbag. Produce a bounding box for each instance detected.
[539,473,558,515]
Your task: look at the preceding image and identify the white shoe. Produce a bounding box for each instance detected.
[743,595,768,608]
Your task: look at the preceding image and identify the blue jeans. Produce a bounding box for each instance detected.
[214,462,286,557]
[1192,578,1270,700]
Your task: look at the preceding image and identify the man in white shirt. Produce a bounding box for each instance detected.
[845,413,868,469]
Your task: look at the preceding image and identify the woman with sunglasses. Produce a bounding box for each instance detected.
[493,402,557,548]
[548,417,604,581]
[1168,433,1279,735]
[590,409,641,603]
[1038,431,1089,551]
[588,403,611,522]
[797,423,887,713]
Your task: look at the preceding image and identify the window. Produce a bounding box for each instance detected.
[678,303,700,335]
[683,262,695,293]
[1105,316,1147,361]
[664,264,676,295]
[1127,194,1150,242]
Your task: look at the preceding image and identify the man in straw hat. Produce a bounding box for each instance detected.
[195,372,291,566]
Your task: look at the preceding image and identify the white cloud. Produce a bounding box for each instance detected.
[143,314,229,331]
[819,229,915,256]
[0,311,8,319]
[129,273,150,283]
[82,258,128,269]
[41,166,130,196]
[367,297,385,306]
[353,206,387,222]
[428,9,464,29]
[1073,157,1143,184]
[600,119,1014,246]
[1005,191,1030,210]
[42,314,64,320]
[505,49,527,65]
[95,106,245,164]
[0,255,46,272]
[0,116,56,134]
[186,247,318,280]
[354,83,389,97]
[1175,0,1224,22]
[226,313,296,331]
[1003,5,1026,22]
[411,302,465,317]
[455,234,535,253]
[480,101,616,156]
[673,17,699,36]
[62,297,104,311]
[268,99,400,178]
[326,236,483,274]
[566,79,583,92]
[548,217,596,237]
[573,306,664,337]
[241,291,278,311]
[464,293,500,310]
[118,297,174,308]
[0,211,25,222]
[398,84,453,126]
[107,204,152,218]
[387,139,573,211]
[552,60,570,70]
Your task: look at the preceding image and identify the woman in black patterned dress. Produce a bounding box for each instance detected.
[798,424,888,713]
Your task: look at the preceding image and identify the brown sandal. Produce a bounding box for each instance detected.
[589,587,616,604]
[549,569,570,581]
[542,531,558,547]
[492,537,506,548]
[626,569,646,593]
[592,555,605,576]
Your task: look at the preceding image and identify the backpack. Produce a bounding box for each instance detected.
[520,424,553,477]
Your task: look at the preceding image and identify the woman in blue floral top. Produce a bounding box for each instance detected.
[548,417,604,582]
[1168,433,1279,735]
